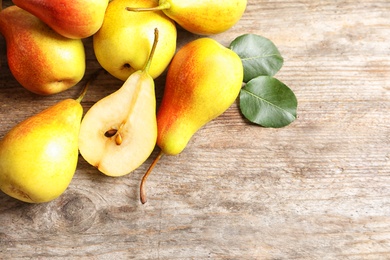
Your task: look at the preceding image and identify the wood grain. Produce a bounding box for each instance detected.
[1,0,390,259]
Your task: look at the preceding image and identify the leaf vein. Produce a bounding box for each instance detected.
[241,54,282,62]
[241,88,296,118]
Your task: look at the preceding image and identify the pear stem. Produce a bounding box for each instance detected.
[143,28,159,73]
[140,150,164,204]
[126,2,171,12]
[75,69,102,103]
[75,82,89,103]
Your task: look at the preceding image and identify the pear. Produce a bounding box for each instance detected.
[127,0,247,35]
[93,0,177,81]
[0,6,86,95]
[140,37,244,203]
[78,28,160,177]
[0,79,91,203]
[12,0,109,39]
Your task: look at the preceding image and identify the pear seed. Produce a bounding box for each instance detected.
[104,129,117,137]
[115,133,123,145]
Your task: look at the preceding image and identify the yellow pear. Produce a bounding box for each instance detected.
[78,29,160,177]
[93,0,177,81]
[13,0,109,39]
[140,37,244,203]
[127,0,247,35]
[0,82,89,203]
[0,6,86,95]
[157,38,243,155]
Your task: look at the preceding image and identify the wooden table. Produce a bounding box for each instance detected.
[1,0,389,259]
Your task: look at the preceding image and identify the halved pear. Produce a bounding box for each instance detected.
[78,29,159,177]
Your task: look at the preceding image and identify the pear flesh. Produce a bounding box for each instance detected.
[0,100,83,203]
[78,70,157,177]
[78,29,159,177]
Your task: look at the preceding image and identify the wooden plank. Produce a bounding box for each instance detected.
[1,0,390,258]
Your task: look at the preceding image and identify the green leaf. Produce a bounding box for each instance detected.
[240,76,297,128]
[230,34,284,82]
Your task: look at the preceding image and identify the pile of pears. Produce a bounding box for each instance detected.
[0,0,247,204]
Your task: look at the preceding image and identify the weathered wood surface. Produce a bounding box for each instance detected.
[1,0,390,259]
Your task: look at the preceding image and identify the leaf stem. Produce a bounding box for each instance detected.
[140,150,164,204]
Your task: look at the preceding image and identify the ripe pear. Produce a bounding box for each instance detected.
[0,6,86,95]
[12,0,109,39]
[140,37,244,203]
[78,29,160,177]
[93,0,177,81]
[0,82,89,203]
[157,38,243,155]
[127,0,247,35]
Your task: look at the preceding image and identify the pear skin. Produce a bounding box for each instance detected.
[127,0,247,35]
[0,6,86,95]
[12,0,109,39]
[157,38,244,155]
[78,29,160,177]
[0,98,83,203]
[139,37,243,204]
[94,0,176,81]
